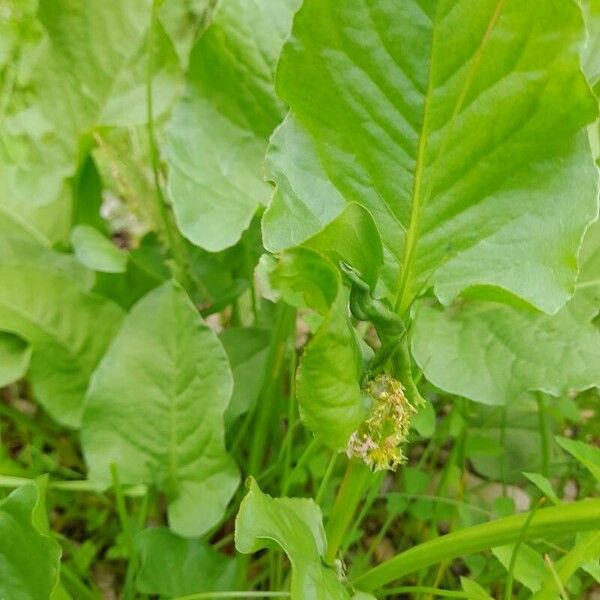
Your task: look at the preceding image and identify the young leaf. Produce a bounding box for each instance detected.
[135,527,237,597]
[166,0,300,251]
[265,248,367,450]
[297,290,366,450]
[263,0,598,313]
[0,239,123,427]
[556,436,600,482]
[287,203,384,290]
[71,226,128,274]
[82,281,239,537]
[0,332,31,388]
[0,479,62,600]
[235,478,351,599]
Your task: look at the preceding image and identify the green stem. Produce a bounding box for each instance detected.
[536,393,550,477]
[0,475,146,496]
[315,451,339,505]
[173,593,290,600]
[247,302,295,477]
[281,437,319,496]
[110,464,137,600]
[146,0,191,287]
[354,498,600,591]
[324,460,372,565]
[59,563,102,600]
[504,499,542,600]
[380,587,482,599]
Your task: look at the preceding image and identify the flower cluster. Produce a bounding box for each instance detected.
[346,375,416,471]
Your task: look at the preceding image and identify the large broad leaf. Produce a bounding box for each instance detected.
[0,238,123,427]
[166,0,300,251]
[235,478,354,599]
[412,221,600,406]
[82,282,239,537]
[0,479,62,600]
[0,193,72,247]
[0,0,180,207]
[263,0,598,313]
[135,527,237,597]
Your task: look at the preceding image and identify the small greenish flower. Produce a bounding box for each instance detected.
[346,375,416,471]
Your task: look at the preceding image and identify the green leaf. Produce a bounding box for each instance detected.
[0,239,123,427]
[299,203,384,290]
[0,194,71,247]
[82,282,239,537]
[1,0,181,207]
[492,543,547,592]
[0,479,62,600]
[355,498,600,591]
[460,577,494,600]
[158,0,216,69]
[411,401,436,438]
[298,290,366,450]
[466,405,563,483]
[166,0,300,251]
[412,296,600,406]
[0,332,31,388]
[135,527,237,597]
[579,0,600,88]
[235,478,351,599]
[265,247,366,450]
[220,327,271,426]
[263,0,598,313]
[264,247,340,314]
[262,246,368,450]
[556,436,600,482]
[523,472,560,504]
[412,220,600,406]
[531,532,600,600]
[71,226,128,274]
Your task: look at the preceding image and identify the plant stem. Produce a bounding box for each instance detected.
[173,593,290,600]
[315,451,339,505]
[504,499,542,600]
[324,460,371,565]
[354,498,600,591]
[247,302,295,477]
[280,437,319,496]
[0,475,147,496]
[146,0,190,287]
[380,587,482,599]
[110,464,137,600]
[536,393,550,477]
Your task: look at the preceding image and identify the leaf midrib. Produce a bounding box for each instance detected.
[395,0,507,313]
